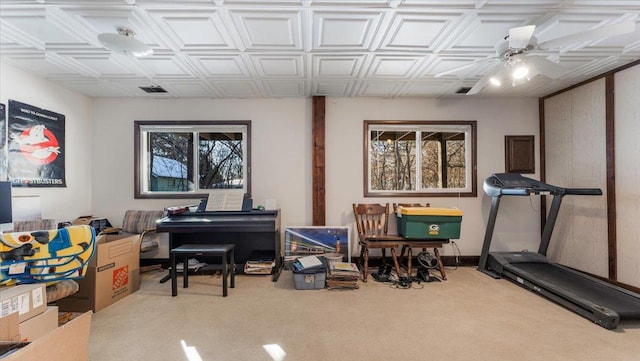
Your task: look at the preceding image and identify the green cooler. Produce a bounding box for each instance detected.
[397,207,463,239]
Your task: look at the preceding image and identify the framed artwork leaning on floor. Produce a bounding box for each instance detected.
[284,226,351,264]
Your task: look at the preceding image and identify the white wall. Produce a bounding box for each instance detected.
[0,62,93,223]
[92,96,541,257]
[543,79,608,277]
[90,98,312,233]
[615,64,640,288]
[326,97,541,256]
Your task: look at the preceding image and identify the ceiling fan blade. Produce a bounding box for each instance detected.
[466,63,502,95]
[509,25,536,49]
[434,57,497,77]
[538,20,636,50]
[526,56,567,79]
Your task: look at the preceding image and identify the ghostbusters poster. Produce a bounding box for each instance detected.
[0,103,6,180]
[8,100,66,187]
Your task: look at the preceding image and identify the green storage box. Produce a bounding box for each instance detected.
[396,207,463,239]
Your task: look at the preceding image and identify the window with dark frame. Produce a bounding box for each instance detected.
[364,120,477,197]
[134,120,251,199]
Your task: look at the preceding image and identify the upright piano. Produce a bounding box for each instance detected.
[156,210,281,281]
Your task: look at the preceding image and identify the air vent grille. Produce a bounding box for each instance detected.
[139,85,167,93]
[456,87,471,94]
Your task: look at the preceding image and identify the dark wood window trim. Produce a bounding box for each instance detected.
[363,120,477,198]
[134,120,251,200]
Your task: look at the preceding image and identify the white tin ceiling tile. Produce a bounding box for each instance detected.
[312,10,384,50]
[312,54,365,78]
[145,9,236,51]
[3,55,78,77]
[195,56,250,77]
[378,12,463,52]
[262,80,306,97]
[365,55,423,78]
[0,8,88,50]
[213,80,263,98]
[229,10,303,50]
[251,54,304,77]
[65,55,139,77]
[455,16,534,49]
[312,81,354,96]
[161,81,217,97]
[135,56,196,77]
[356,80,405,97]
[400,80,452,97]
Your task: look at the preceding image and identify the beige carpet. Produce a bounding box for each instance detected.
[88,267,640,361]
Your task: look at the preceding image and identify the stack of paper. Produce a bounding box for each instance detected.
[244,260,275,275]
[326,262,360,290]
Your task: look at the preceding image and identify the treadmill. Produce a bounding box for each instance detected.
[478,173,640,330]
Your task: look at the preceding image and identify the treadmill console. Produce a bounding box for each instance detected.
[483,173,553,197]
[483,173,602,197]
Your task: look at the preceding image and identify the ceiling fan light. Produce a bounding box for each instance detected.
[98,27,153,57]
[489,76,501,86]
[512,64,529,80]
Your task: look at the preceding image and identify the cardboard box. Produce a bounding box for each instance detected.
[18,306,58,342]
[2,311,92,361]
[57,234,141,312]
[0,284,47,323]
[72,216,112,234]
[0,312,20,341]
[397,207,463,239]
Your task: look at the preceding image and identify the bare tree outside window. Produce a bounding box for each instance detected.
[365,120,476,197]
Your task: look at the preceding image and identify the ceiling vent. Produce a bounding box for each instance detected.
[140,85,167,93]
[456,87,471,94]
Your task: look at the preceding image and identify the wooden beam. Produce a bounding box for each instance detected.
[605,73,617,281]
[312,96,326,226]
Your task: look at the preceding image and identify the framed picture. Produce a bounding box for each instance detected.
[284,226,351,263]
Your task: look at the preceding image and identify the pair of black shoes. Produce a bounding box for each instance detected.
[371,264,392,282]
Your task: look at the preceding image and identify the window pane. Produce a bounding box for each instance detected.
[420,133,466,189]
[446,139,466,188]
[149,132,194,192]
[365,120,476,197]
[370,130,416,191]
[199,132,244,190]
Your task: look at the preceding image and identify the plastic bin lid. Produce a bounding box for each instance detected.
[398,207,463,216]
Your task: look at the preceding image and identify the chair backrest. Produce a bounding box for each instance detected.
[352,203,391,237]
[121,210,164,234]
[12,218,57,232]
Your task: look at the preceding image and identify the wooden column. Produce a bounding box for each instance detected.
[312,96,326,226]
[605,73,616,281]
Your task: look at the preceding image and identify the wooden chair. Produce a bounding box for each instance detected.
[352,203,404,282]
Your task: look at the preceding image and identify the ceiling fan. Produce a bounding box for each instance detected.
[97,26,153,57]
[435,20,636,95]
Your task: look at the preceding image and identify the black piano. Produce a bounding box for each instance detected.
[156,210,282,281]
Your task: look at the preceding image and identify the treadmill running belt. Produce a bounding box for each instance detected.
[507,263,640,318]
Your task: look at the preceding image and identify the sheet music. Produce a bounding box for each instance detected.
[205,191,245,211]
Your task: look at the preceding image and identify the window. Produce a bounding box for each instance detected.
[364,120,476,197]
[134,121,251,199]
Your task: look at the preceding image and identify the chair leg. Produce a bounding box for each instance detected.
[381,248,387,266]
[407,248,413,279]
[222,252,228,297]
[433,247,446,280]
[171,251,177,297]
[362,246,370,282]
[183,255,189,288]
[390,248,402,279]
[230,248,235,289]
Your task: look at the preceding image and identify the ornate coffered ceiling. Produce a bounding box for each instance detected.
[1,0,638,98]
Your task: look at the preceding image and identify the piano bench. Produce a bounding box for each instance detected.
[170,244,236,297]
